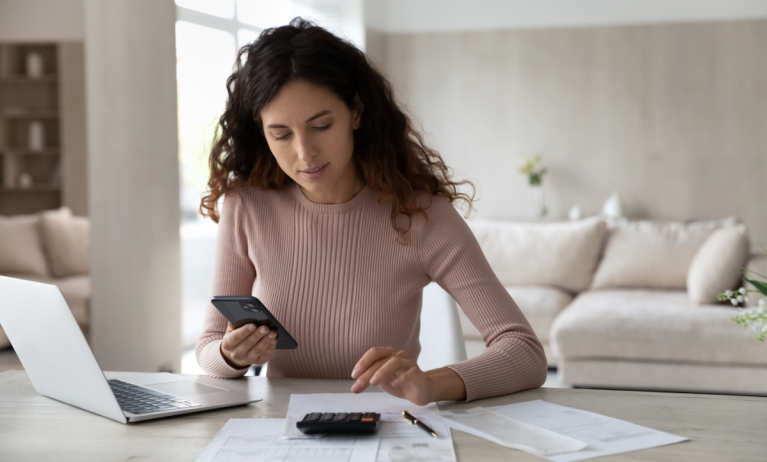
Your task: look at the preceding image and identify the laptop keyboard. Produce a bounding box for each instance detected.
[108,379,203,415]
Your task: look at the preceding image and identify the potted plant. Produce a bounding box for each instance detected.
[719,245,767,341]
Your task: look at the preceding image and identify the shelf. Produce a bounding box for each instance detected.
[0,75,58,83]
[0,147,60,156]
[1,110,58,119]
[0,185,60,192]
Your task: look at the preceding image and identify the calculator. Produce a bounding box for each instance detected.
[296,412,381,435]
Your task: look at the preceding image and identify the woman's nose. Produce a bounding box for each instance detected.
[295,135,317,162]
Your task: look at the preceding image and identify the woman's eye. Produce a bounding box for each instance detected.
[313,124,331,131]
[274,133,291,141]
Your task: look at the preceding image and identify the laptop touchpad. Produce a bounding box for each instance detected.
[145,380,228,397]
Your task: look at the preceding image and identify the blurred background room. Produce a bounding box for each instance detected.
[0,0,766,394]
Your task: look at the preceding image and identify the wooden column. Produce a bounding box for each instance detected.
[84,0,181,372]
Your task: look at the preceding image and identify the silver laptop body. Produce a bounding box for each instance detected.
[0,276,261,423]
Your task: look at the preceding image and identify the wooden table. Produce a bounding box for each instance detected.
[0,370,765,461]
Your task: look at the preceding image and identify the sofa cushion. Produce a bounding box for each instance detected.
[687,225,750,305]
[0,214,48,277]
[590,218,734,290]
[506,286,573,343]
[0,274,90,328]
[468,218,606,292]
[39,208,90,278]
[551,289,764,366]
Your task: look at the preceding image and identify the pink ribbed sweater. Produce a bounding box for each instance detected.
[196,182,547,401]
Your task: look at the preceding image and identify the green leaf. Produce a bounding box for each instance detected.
[743,277,767,297]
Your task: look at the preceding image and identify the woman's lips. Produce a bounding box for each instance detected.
[299,163,328,180]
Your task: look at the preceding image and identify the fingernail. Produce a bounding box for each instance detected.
[351,367,360,379]
[370,376,379,386]
[351,382,360,393]
[268,333,276,339]
[391,379,399,387]
[260,327,268,333]
[248,325,255,331]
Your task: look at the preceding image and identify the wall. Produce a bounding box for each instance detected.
[376,19,767,246]
[365,0,767,33]
[0,0,84,41]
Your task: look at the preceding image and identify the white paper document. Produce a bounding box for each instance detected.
[195,418,380,462]
[488,400,689,461]
[429,407,587,456]
[282,393,440,439]
[376,437,456,462]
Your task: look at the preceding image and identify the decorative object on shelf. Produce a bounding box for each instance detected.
[26,52,44,78]
[719,244,767,341]
[600,192,624,218]
[568,205,582,221]
[28,120,45,151]
[17,172,33,189]
[519,154,548,218]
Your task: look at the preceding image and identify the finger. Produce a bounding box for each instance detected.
[224,325,268,361]
[390,366,421,387]
[371,355,413,386]
[223,323,259,350]
[351,357,389,393]
[245,330,277,360]
[253,337,278,365]
[352,347,395,379]
[236,325,271,353]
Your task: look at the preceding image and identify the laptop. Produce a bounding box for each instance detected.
[0,276,261,423]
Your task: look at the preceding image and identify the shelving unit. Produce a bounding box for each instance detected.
[0,43,62,215]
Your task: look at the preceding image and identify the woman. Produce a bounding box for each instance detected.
[196,18,546,405]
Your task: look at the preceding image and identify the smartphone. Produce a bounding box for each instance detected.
[211,296,298,349]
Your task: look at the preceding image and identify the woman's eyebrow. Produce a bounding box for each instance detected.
[266,110,331,129]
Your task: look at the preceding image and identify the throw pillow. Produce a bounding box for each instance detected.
[468,218,606,293]
[39,207,90,278]
[0,214,48,277]
[687,225,750,305]
[591,218,736,290]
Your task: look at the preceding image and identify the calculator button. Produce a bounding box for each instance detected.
[334,413,348,421]
[349,413,362,421]
[361,417,374,422]
[306,413,322,421]
[363,413,376,418]
[320,413,336,421]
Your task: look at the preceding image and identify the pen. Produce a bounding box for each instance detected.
[402,410,438,438]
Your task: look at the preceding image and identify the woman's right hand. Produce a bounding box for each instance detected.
[220,322,278,369]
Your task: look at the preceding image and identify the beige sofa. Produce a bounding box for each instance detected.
[465,217,767,395]
[0,208,90,347]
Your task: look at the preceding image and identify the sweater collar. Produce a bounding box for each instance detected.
[291,181,375,214]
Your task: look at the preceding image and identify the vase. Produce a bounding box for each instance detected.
[532,185,548,218]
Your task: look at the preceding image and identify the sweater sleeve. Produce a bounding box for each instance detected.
[416,196,547,401]
[195,189,256,379]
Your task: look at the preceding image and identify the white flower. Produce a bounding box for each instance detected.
[725,290,734,297]
[740,288,748,295]
[759,298,767,309]
[737,295,745,303]
[731,299,739,306]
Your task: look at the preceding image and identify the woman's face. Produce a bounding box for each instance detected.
[260,79,363,204]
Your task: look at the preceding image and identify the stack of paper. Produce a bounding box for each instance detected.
[427,400,689,461]
[429,407,587,456]
[196,393,458,462]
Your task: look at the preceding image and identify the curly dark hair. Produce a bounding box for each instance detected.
[200,17,475,243]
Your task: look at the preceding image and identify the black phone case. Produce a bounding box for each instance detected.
[211,296,298,349]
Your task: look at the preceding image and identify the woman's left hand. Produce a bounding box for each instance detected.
[350,347,466,406]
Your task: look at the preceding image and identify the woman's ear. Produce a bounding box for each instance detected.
[352,93,363,130]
